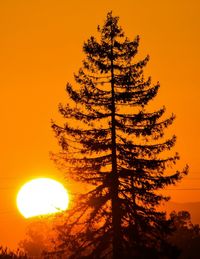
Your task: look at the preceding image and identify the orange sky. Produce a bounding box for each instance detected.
[0,0,200,250]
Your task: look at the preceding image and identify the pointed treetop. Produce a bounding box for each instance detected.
[98,11,124,40]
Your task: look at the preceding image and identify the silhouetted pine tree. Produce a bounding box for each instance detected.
[52,12,188,259]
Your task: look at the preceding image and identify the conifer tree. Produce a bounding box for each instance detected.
[52,12,188,259]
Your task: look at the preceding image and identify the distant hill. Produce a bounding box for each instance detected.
[162,201,200,224]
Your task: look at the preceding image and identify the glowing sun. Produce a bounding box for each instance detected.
[17,178,69,218]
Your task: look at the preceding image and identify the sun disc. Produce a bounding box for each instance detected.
[17,178,69,218]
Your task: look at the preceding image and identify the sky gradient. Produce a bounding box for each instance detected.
[0,0,200,249]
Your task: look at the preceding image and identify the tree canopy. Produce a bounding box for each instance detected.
[52,12,188,259]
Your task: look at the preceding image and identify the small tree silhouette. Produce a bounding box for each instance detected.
[0,246,27,259]
[52,12,188,259]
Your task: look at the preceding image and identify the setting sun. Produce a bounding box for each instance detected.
[17,178,69,218]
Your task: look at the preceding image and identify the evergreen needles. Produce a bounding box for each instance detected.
[52,12,188,259]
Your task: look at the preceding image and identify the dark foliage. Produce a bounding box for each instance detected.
[52,12,188,259]
[169,211,200,259]
[0,247,27,259]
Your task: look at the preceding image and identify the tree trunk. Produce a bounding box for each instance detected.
[110,36,121,259]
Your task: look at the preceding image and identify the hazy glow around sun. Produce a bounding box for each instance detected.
[17,178,69,218]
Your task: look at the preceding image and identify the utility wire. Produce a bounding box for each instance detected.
[164,188,200,191]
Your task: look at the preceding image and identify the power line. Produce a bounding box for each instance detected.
[0,188,198,193]
[164,188,200,191]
